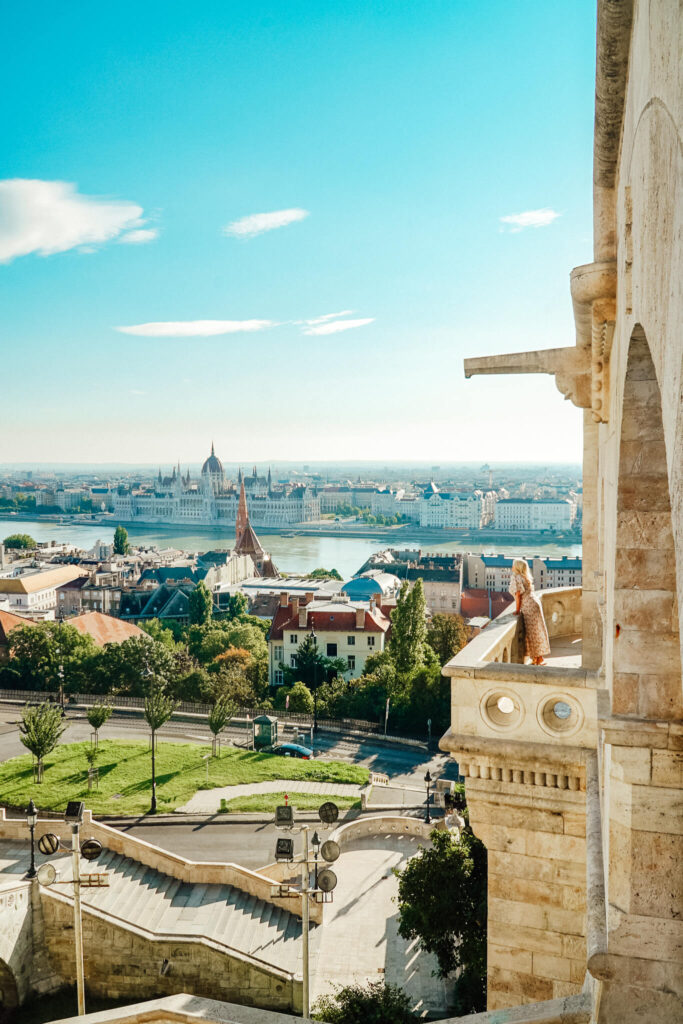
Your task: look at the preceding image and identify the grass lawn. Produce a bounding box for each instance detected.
[219,792,361,813]
[0,740,369,817]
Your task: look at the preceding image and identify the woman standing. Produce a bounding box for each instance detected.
[509,558,550,665]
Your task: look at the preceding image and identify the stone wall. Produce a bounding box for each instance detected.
[40,890,301,1014]
[0,882,32,1008]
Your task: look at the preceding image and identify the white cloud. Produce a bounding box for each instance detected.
[118,228,159,244]
[224,208,309,239]
[0,179,149,263]
[499,208,561,232]
[116,319,274,338]
[303,310,354,326]
[303,317,375,336]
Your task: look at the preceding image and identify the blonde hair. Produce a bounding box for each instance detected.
[512,558,533,590]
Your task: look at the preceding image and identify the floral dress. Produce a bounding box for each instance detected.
[509,571,550,659]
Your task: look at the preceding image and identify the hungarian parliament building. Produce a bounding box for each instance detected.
[112,444,320,528]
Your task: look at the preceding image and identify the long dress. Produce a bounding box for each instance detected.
[509,571,550,659]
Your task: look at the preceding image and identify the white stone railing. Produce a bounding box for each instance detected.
[441,588,600,755]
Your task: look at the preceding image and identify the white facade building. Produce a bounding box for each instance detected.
[419,490,488,529]
[493,498,575,532]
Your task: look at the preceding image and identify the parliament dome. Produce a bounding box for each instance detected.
[201,442,223,476]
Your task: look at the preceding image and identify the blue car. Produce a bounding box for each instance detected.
[270,742,313,760]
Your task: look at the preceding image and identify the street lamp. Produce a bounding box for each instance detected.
[424,770,432,825]
[25,799,38,878]
[57,609,65,708]
[308,625,320,738]
[311,830,321,889]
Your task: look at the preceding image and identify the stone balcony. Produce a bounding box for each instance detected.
[439,587,600,778]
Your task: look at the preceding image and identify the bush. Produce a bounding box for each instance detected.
[312,981,415,1023]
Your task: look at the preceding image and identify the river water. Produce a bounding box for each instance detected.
[2,519,582,579]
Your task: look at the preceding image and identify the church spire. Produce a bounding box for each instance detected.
[211,440,215,456]
[237,466,243,484]
[235,479,249,542]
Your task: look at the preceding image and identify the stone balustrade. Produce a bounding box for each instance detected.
[442,588,599,759]
[0,808,320,924]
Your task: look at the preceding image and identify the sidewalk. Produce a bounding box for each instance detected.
[178,779,363,813]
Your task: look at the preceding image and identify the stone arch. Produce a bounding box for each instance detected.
[613,326,682,719]
[0,958,19,1010]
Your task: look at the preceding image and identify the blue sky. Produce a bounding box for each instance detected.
[0,0,596,465]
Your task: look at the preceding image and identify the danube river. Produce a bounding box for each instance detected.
[3,519,582,579]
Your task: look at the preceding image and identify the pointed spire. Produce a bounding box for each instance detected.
[237,466,243,484]
[235,479,249,542]
[253,465,257,478]
[211,440,215,456]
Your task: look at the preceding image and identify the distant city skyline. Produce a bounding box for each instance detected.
[1,1,594,463]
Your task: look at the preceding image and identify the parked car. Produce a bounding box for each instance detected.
[269,742,313,760]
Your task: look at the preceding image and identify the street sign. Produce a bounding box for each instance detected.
[37,832,60,855]
[36,862,56,886]
[318,802,339,824]
[320,840,340,863]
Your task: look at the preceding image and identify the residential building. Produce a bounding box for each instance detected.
[465,553,582,593]
[493,497,575,532]
[0,565,89,618]
[267,592,391,685]
[419,487,491,529]
[356,549,463,615]
[68,611,145,646]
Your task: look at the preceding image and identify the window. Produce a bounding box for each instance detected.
[326,643,337,657]
[274,669,283,685]
[367,636,375,647]
[289,634,298,644]
[347,655,356,671]
[347,635,355,646]
[274,646,283,662]
[290,655,297,667]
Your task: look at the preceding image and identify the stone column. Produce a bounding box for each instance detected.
[461,762,586,1011]
[581,409,602,670]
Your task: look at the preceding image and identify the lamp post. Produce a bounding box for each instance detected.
[311,830,321,889]
[308,625,320,738]
[64,801,86,1016]
[424,770,432,825]
[57,609,65,708]
[25,799,38,878]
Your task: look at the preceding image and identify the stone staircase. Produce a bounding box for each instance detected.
[64,846,309,974]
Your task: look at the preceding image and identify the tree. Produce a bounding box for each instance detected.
[19,703,66,782]
[307,567,343,581]
[427,613,468,666]
[395,828,487,1013]
[389,580,428,676]
[189,580,213,626]
[207,694,235,755]
[3,533,36,550]
[281,632,344,728]
[137,618,178,650]
[312,981,415,1024]
[8,622,97,693]
[225,592,247,620]
[143,681,179,813]
[113,525,130,555]
[274,680,314,713]
[86,702,112,746]
[90,635,179,696]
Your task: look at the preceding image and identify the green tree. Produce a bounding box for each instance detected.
[426,613,468,666]
[8,622,97,693]
[19,702,66,782]
[113,525,130,555]
[307,567,343,581]
[207,694,235,755]
[3,533,36,550]
[189,580,214,625]
[86,702,112,746]
[389,580,428,676]
[395,828,487,1013]
[137,618,178,650]
[144,681,179,813]
[90,635,179,696]
[225,592,248,620]
[274,680,314,713]
[312,981,415,1024]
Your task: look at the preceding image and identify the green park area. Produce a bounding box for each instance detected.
[0,740,369,816]
[219,792,361,814]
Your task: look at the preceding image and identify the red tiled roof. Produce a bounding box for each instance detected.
[269,603,390,640]
[69,612,145,646]
[0,610,37,644]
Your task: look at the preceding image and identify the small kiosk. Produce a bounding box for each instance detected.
[253,714,279,750]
